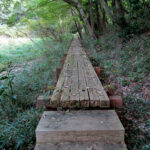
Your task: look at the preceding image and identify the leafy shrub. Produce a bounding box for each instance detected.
[119,95,150,150]
[83,32,150,83]
[0,109,41,150]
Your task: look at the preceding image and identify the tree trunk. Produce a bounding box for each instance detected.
[112,0,116,16]
[89,0,94,31]
[100,0,128,29]
[74,0,96,39]
[71,8,83,40]
[100,0,114,21]
[115,0,127,28]
[95,1,103,34]
[102,8,107,28]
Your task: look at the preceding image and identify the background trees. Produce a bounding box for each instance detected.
[1,0,150,39]
[64,0,150,38]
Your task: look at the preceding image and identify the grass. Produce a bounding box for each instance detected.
[0,37,42,68]
[82,31,150,150]
[0,34,72,149]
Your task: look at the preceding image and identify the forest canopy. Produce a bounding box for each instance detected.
[1,0,150,39]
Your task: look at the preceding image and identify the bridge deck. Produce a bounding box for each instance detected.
[51,37,109,108]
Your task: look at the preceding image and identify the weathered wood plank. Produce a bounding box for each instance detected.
[82,54,109,107]
[81,54,100,106]
[36,110,124,144]
[50,44,73,107]
[69,54,80,108]
[77,54,89,108]
[35,143,128,150]
[50,68,65,108]
[60,54,73,108]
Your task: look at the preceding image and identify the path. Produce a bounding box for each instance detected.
[34,37,128,150]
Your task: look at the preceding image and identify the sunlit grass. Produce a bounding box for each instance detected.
[0,37,42,66]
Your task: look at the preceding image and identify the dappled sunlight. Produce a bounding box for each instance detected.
[0,36,31,48]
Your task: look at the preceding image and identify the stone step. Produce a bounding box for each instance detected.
[36,110,125,144]
[35,142,128,150]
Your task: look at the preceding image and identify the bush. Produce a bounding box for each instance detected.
[119,95,150,150]
[122,0,150,37]
[0,109,41,150]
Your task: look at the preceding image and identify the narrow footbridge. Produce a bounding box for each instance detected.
[35,37,128,150]
[51,37,109,108]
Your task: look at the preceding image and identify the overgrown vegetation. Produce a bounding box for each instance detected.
[0,35,71,149]
[120,96,150,150]
[84,31,150,83]
[83,31,150,150]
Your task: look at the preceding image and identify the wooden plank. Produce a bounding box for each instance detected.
[77,54,89,108]
[81,54,100,107]
[69,54,80,108]
[50,68,65,108]
[60,54,73,108]
[50,46,73,107]
[35,143,128,150]
[83,54,109,107]
[36,110,125,144]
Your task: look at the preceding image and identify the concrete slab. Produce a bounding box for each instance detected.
[35,142,128,150]
[36,110,124,144]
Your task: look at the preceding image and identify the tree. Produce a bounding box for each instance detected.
[74,0,96,39]
[89,0,94,32]
[99,0,127,29]
[71,8,83,39]
[1,0,150,37]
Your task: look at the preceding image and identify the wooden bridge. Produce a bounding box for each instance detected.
[51,37,109,108]
[35,37,128,150]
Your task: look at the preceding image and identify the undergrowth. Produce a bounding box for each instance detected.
[0,34,72,149]
[119,95,150,150]
[83,31,150,83]
[82,31,150,150]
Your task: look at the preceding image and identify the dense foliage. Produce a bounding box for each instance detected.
[0,36,72,149]
[82,31,150,150]
[1,0,150,38]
